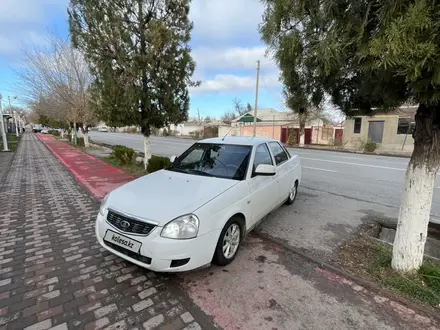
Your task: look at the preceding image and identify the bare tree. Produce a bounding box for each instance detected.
[15,33,95,146]
[221,110,237,124]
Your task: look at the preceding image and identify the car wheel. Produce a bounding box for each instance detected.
[285,181,298,205]
[213,217,243,266]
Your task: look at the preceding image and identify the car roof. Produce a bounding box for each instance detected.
[199,136,279,146]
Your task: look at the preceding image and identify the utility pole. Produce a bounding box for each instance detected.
[253,60,260,137]
[0,94,8,151]
[8,96,19,137]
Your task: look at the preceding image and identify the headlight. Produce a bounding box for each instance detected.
[161,214,199,239]
[99,194,109,215]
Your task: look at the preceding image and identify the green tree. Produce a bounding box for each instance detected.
[68,0,199,167]
[260,0,440,273]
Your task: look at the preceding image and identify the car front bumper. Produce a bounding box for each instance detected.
[95,212,220,272]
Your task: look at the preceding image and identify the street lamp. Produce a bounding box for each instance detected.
[0,94,9,151]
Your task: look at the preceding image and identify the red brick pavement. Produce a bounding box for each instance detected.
[35,134,133,201]
[0,134,214,330]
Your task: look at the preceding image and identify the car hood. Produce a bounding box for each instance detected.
[107,169,238,225]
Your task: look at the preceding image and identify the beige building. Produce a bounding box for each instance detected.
[343,106,417,152]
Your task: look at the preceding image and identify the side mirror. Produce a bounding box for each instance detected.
[254,164,276,176]
[169,155,176,163]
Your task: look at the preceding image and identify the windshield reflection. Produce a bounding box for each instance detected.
[168,143,251,180]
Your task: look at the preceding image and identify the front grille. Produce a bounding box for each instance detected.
[107,210,156,235]
[104,241,152,265]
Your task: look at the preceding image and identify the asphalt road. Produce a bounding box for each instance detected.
[88,131,440,221]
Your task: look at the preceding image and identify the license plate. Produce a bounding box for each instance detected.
[104,230,141,253]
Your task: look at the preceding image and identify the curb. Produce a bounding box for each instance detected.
[254,231,440,323]
[89,140,147,158]
[35,134,103,203]
[36,134,132,202]
[286,145,412,159]
[40,135,435,322]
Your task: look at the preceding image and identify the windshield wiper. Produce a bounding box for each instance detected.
[185,169,214,177]
[167,167,188,173]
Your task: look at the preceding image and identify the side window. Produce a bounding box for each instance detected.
[268,142,288,165]
[253,144,273,172]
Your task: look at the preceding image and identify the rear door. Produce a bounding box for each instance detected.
[247,143,279,226]
[268,142,291,204]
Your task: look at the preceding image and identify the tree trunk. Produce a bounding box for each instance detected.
[73,122,78,145]
[83,130,90,148]
[143,135,152,170]
[80,125,90,148]
[299,113,306,146]
[392,104,440,272]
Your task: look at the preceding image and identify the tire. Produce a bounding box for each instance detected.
[213,217,243,266]
[285,180,298,205]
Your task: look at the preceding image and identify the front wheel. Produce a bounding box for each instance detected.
[213,218,242,266]
[285,181,298,205]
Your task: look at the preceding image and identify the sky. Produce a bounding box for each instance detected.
[0,0,284,119]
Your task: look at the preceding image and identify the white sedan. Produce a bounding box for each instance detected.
[96,137,301,272]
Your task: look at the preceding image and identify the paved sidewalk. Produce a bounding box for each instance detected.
[0,134,214,330]
[0,152,14,185]
[35,134,133,200]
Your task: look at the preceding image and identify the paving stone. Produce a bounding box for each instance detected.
[180,312,194,324]
[0,134,213,330]
[132,299,154,312]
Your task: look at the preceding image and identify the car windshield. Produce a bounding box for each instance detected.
[168,143,251,180]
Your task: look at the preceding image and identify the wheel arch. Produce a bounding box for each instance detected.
[229,213,246,237]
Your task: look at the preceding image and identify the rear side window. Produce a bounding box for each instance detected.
[268,142,288,165]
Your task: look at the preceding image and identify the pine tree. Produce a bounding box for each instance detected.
[260,0,440,272]
[68,0,199,167]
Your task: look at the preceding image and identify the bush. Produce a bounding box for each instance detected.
[364,139,378,153]
[76,137,85,147]
[147,155,171,173]
[189,130,201,139]
[127,127,137,134]
[112,145,136,165]
[286,131,297,146]
[48,130,60,136]
[66,134,84,146]
[162,128,169,136]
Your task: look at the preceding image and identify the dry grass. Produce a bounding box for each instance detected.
[337,227,440,307]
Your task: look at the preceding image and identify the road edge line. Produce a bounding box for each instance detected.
[287,145,412,159]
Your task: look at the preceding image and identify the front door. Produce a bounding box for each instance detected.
[368,121,384,143]
[268,142,291,204]
[248,143,278,226]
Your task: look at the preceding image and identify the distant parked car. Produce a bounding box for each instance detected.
[96,137,302,272]
[97,127,108,132]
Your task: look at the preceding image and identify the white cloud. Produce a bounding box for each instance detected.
[190,0,264,40]
[0,0,66,56]
[193,46,276,71]
[191,73,281,94]
[0,0,66,23]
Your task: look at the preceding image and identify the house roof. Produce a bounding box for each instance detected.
[232,108,295,123]
[354,106,418,119]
